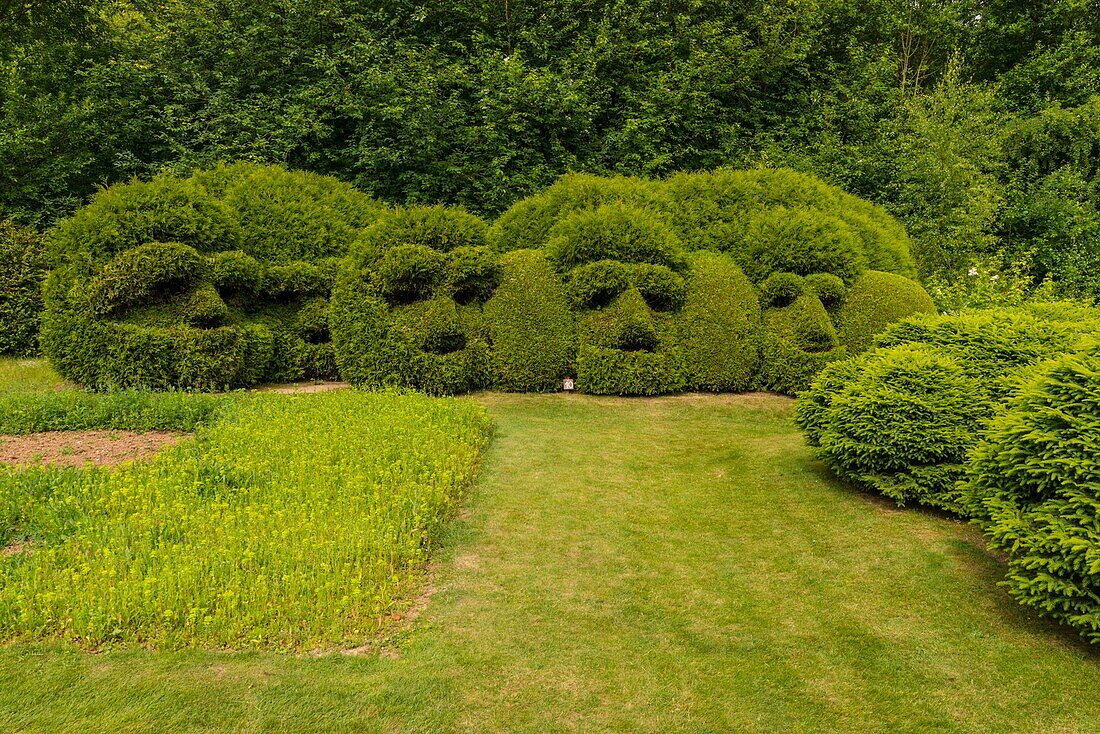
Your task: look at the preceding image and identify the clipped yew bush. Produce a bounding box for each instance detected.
[545,202,687,272]
[757,276,846,395]
[678,252,761,392]
[43,165,376,390]
[330,205,497,395]
[836,270,937,354]
[0,221,47,356]
[964,345,1100,643]
[797,306,1100,513]
[484,250,574,391]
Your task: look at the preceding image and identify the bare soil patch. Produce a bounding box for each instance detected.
[0,430,186,468]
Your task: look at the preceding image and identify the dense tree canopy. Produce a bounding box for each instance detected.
[2,0,1098,297]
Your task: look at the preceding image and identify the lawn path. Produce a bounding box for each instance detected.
[2,393,1100,732]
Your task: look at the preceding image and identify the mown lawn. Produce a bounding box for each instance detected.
[2,389,1100,732]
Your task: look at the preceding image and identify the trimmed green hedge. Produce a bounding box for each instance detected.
[757,289,845,395]
[330,205,497,394]
[484,250,574,391]
[44,166,377,390]
[679,252,761,392]
[836,270,937,354]
[545,203,687,272]
[0,221,47,356]
[796,306,1100,513]
[964,345,1100,643]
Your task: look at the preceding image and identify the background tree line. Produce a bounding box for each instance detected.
[2,0,1098,297]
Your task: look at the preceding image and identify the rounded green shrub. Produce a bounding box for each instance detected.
[664,168,916,278]
[446,246,503,305]
[836,270,937,354]
[358,205,488,256]
[678,252,762,392]
[739,206,867,283]
[964,346,1100,643]
[545,203,687,272]
[801,344,984,513]
[564,260,631,309]
[0,221,47,356]
[371,245,447,305]
[796,305,1100,513]
[208,250,264,296]
[632,264,687,312]
[44,165,381,390]
[192,162,383,263]
[484,250,574,392]
[489,173,667,252]
[49,173,240,261]
[804,272,846,309]
[331,206,498,395]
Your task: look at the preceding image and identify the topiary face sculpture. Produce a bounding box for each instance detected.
[41,166,380,390]
[330,206,502,395]
[543,203,691,395]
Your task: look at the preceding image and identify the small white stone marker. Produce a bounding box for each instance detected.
[563,377,575,392]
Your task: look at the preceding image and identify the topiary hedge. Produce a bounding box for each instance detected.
[484,250,574,391]
[678,252,761,392]
[796,306,1100,513]
[756,276,846,395]
[330,205,498,395]
[43,165,375,390]
[836,270,937,355]
[963,345,1100,643]
[0,221,47,356]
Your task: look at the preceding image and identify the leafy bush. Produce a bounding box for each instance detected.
[489,173,667,252]
[0,390,491,649]
[757,290,845,395]
[964,346,1100,642]
[358,205,488,256]
[545,202,687,272]
[797,306,1100,512]
[801,344,984,513]
[564,260,632,309]
[484,250,574,391]
[804,272,847,309]
[331,209,498,395]
[44,166,378,390]
[678,252,761,392]
[664,168,916,278]
[192,162,383,263]
[575,345,687,396]
[759,272,806,308]
[738,206,866,283]
[86,242,206,316]
[836,270,937,354]
[0,221,47,356]
[48,173,240,261]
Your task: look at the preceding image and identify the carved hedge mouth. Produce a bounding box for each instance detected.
[422,331,468,355]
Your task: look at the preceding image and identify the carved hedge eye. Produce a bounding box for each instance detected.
[632,264,686,312]
[374,244,445,305]
[566,260,630,309]
[447,246,502,304]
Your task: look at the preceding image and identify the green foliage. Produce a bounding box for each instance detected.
[0,222,47,356]
[804,273,847,309]
[757,292,845,395]
[48,174,240,262]
[331,223,498,396]
[86,242,206,317]
[800,344,983,513]
[0,390,491,649]
[545,203,686,273]
[575,346,687,397]
[797,305,1100,513]
[484,250,573,392]
[739,207,867,283]
[358,205,488,255]
[0,390,235,434]
[192,162,384,263]
[964,346,1100,643]
[759,272,806,308]
[836,270,937,354]
[678,252,761,392]
[207,250,264,296]
[488,173,668,252]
